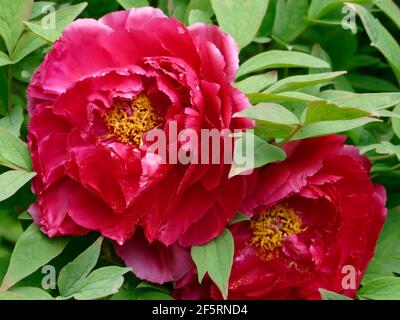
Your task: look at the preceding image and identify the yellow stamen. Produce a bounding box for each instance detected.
[104,95,164,145]
[250,204,305,255]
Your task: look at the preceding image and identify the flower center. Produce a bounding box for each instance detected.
[104,95,164,145]
[250,204,304,253]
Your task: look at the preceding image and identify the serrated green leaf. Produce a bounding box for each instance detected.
[237,50,330,79]
[0,170,36,202]
[211,0,269,49]
[191,229,234,299]
[0,128,32,171]
[0,224,68,290]
[58,237,103,297]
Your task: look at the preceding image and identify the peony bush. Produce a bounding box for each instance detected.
[0,0,400,301]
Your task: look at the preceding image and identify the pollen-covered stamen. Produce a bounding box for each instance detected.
[104,95,164,145]
[250,204,305,254]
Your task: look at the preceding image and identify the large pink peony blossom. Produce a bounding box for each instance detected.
[174,135,387,299]
[27,7,252,284]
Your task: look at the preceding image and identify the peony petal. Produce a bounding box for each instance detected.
[189,24,239,82]
[115,229,193,284]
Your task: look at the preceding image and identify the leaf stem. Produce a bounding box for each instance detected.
[369,154,396,162]
[167,0,174,16]
[278,125,302,146]
[7,64,13,113]
[390,163,400,171]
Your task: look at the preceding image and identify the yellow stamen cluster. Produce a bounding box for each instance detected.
[104,95,164,145]
[250,204,304,254]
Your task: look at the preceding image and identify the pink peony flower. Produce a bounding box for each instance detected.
[27,7,252,283]
[174,135,387,299]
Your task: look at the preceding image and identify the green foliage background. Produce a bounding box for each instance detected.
[0,0,400,300]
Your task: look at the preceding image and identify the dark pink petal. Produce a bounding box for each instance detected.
[115,229,193,284]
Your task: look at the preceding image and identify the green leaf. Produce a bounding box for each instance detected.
[358,277,400,300]
[211,0,270,49]
[331,92,400,111]
[0,287,53,300]
[11,287,53,300]
[0,170,36,202]
[116,0,149,9]
[235,71,278,94]
[0,51,11,67]
[11,31,46,64]
[364,207,400,283]
[24,2,88,43]
[292,117,379,140]
[229,212,250,225]
[348,3,400,83]
[374,0,400,30]
[191,229,234,299]
[184,0,213,25]
[235,103,300,139]
[188,9,212,25]
[0,210,23,242]
[360,141,400,160]
[0,0,33,54]
[135,290,174,300]
[0,224,68,290]
[272,0,308,43]
[0,106,23,136]
[247,92,323,104]
[304,100,370,124]
[229,131,286,177]
[392,105,400,139]
[0,127,32,171]
[308,0,369,19]
[264,71,346,94]
[237,50,330,79]
[58,237,103,298]
[61,266,129,300]
[347,74,399,92]
[319,289,352,300]
[30,2,55,20]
